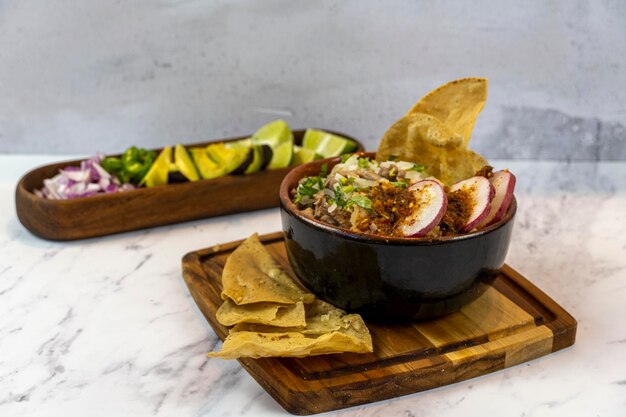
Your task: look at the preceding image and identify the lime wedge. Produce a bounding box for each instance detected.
[302,129,357,158]
[251,120,294,169]
[291,146,320,166]
[252,120,292,148]
[267,140,293,169]
[141,146,172,187]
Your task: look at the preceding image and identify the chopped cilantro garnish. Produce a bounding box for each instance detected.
[294,165,329,204]
[331,184,349,209]
[357,157,370,168]
[350,195,373,210]
[299,181,319,196]
[294,178,319,203]
[340,153,352,163]
[390,181,408,188]
[329,182,372,212]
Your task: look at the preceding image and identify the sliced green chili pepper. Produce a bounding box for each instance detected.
[101,146,157,185]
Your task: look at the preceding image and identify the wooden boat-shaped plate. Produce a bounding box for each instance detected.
[15,130,362,240]
[182,232,577,415]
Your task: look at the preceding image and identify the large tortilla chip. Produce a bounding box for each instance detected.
[216,299,306,327]
[221,234,315,305]
[407,77,487,146]
[376,113,487,185]
[405,113,463,148]
[208,304,373,359]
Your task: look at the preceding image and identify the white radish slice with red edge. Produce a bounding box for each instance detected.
[449,176,495,232]
[399,180,448,237]
[477,170,516,228]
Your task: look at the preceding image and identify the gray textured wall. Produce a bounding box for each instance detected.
[0,0,624,159]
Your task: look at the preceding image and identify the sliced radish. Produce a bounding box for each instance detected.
[399,180,448,237]
[477,170,516,228]
[449,176,495,232]
[425,177,445,187]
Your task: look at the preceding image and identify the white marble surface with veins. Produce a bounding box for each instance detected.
[1,155,625,416]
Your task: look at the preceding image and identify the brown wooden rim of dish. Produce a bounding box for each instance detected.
[279,152,517,246]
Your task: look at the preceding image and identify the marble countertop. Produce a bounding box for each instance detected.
[1,155,625,417]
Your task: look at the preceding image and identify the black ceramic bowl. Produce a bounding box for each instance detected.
[279,153,516,321]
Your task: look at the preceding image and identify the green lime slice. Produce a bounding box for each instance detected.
[267,140,293,169]
[252,119,293,148]
[141,146,172,187]
[251,120,294,169]
[302,129,357,158]
[291,146,320,166]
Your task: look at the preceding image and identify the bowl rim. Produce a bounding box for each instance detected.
[279,152,517,246]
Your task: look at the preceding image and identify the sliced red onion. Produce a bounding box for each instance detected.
[62,167,90,183]
[92,161,111,181]
[99,177,111,189]
[85,183,101,192]
[36,154,136,200]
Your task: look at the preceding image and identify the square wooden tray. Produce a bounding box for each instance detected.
[181,232,577,415]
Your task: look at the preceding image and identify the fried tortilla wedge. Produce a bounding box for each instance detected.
[231,300,347,335]
[208,301,373,359]
[376,113,487,185]
[216,299,306,327]
[221,234,315,305]
[403,112,464,148]
[407,77,488,146]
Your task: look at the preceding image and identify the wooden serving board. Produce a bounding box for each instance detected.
[182,232,577,415]
[15,130,362,241]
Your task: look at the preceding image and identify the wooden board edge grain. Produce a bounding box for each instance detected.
[501,265,577,352]
[238,355,458,415]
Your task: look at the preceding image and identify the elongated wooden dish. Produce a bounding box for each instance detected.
[182,232,577,415]
[15,130,362,241]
